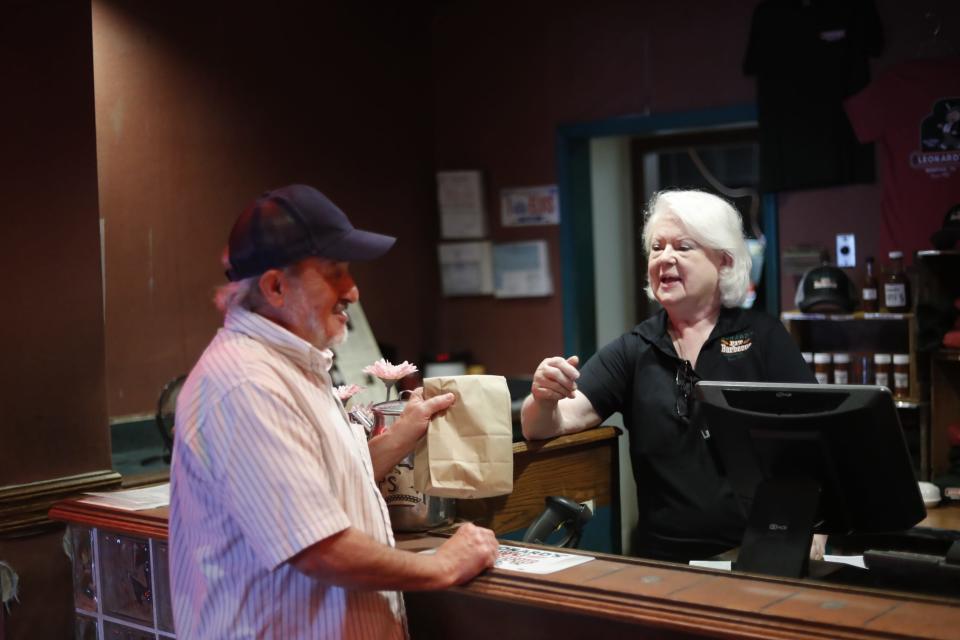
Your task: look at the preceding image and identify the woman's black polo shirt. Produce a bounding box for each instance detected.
[578,307,815,562]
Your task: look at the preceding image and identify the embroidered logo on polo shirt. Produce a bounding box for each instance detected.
[721,330,753,357]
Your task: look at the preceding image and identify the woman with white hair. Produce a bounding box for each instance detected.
[521,189,815,563]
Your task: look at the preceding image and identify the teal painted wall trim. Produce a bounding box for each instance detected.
[557,133,596,358]
[762,193,780,316]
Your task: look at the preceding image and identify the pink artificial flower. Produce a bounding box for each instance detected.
[335,384,365,402]
[362,358,418,381]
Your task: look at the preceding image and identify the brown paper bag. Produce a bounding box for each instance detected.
[414,375,514,498]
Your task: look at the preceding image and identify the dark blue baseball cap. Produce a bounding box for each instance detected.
[225,184,396,281]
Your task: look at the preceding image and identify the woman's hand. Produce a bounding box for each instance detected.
[531,355,580,403]
[809,534,827,561]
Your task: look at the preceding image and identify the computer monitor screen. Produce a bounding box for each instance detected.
[694,381,926,578]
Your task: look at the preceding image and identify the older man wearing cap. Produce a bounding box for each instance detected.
[169,184,498,639]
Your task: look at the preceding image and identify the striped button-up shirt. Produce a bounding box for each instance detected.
[170,305,404,639]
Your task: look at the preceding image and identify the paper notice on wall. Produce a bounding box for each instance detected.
[437,171,487,239]
[501,185,560,226]
[438,241,494,296]
[493,240,552,298]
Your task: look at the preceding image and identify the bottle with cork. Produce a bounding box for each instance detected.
[861,256,878,312]
[882,251,910,313]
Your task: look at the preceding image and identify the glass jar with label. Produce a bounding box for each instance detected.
[813,353,832,384]
[874,353,892,389]
[857,353,874,384]
[832,353,850,385]
[893,353,910,399]
[882,251,910,313]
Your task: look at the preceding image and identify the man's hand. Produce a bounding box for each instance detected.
[291,523,498,591]
[368,387,455,480]
[531,355,580,403]
[430,522,499,587]
[392,387,456,444]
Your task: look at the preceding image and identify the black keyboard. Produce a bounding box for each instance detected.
[909,526,960,543]
[863,541,960,592]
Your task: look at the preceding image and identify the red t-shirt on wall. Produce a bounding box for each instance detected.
[844,56,960,263]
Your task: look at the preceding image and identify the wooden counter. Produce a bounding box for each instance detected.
[49,426,960,640]
[400,532,960,640]
[457,425,620,549]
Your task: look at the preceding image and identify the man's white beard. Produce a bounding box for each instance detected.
[300,308,349,351]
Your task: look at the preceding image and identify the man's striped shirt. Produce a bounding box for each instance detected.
[170,305,404,639]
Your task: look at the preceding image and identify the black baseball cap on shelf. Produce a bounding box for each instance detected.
[795,262,857,313]
[931,203,960,250]
[225,184,396,281]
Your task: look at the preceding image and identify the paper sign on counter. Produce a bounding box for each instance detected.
[80,483,170,511]
[494,545,594,574]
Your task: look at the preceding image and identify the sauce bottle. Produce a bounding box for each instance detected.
[893,354,910,400]
[883,251,910,313]
[861,256,878,312]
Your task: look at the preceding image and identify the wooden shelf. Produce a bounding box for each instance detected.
[781,311,913,321]
[935,349,960,363]
[780,312,927,477]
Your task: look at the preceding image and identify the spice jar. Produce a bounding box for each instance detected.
[874,353,892,389]
[813,353,832,384]
[893,353,910,399]
[832,353,851,385]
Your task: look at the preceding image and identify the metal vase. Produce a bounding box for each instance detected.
[371,399,455,532]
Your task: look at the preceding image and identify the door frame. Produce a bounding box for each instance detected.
[555,104,779,358]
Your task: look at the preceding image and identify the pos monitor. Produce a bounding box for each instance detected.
[694,381,926,579]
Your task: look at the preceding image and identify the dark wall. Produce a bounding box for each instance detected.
[1,1,108,484]
[431,0,960,373]
[0,2,109,638]
[430,1,760,375]
[95,0,439,416]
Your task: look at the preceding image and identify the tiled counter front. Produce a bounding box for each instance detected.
[51,501,173,639]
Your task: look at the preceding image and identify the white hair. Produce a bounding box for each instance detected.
[641,189,752,308]
[213,276,261,313]
[213,246,271,313]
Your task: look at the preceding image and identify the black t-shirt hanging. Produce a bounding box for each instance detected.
[744,0,883,192]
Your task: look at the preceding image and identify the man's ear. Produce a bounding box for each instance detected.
[258,270,286,308]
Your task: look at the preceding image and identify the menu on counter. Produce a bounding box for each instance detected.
[79,483,170,511]
[420,544,594,574]
[493,545,594,574]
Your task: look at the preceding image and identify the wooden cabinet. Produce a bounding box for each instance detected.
[931,350,960,480]
[916,250,960,484]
